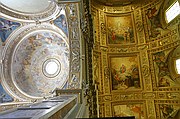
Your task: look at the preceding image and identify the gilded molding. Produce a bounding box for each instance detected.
[142,65,150,77]
[104,103,111,117]
[146,100,156,119]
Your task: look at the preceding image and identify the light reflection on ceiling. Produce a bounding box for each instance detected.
[1,0,51,13]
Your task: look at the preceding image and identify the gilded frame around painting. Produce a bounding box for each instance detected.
[109,54,142,91]
[112,101,146,118]
[106,13,136,45]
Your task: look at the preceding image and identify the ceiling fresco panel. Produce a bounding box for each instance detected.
[106,14,135,45]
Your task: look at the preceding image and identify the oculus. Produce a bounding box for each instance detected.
[43,58,61,78]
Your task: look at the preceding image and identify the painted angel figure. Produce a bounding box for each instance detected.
[0,18,20,42]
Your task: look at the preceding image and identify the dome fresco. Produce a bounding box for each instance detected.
[0,3,82,100]
[12,31,69,97]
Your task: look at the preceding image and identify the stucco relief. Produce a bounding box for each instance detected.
[66,3,81,89]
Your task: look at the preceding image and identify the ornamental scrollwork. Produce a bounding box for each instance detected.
[142,65,150,77]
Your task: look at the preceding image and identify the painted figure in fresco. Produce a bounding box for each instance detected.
[112,67,122,89]
[119,64,129,89]
[28,36,37,50]
[109,27,134,44]
[111,31,116,41]
[0,18,20,44]
[0,93,5,103]
[159,77,170,87]
[154,52,172,87]
[160,104,174,118]
[0,84,13,103]
[112,63,140,90]
[54,14,68,36]
[128,105,144,118]
[114,104,144,118]
[130,65,140,88]
[124,27,133,43]
[146,7,162,38]
[120,64,126,73]
[154,52,169,76]
[112,68,120,90]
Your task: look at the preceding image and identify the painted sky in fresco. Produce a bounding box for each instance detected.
[0,84,13,103]
[54,14,68,36]
[0,18,20,42]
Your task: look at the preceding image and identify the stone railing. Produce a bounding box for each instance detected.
[0,102,32,112]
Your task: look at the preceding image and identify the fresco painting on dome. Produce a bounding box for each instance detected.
[0,18,20,45]
[113,103,144,118]
[54,14,68,36]
[110,56,140,90]
[0,84,14,103]
[107,15,135,44]
[12,32,69,97]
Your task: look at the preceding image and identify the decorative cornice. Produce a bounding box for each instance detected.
[0,2,57,22]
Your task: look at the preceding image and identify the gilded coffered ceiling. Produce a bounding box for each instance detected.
[90,0,180,118]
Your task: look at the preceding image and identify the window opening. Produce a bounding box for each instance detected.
[165,1,180,23]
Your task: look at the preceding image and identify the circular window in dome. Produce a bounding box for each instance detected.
[168,45,180,84]
[43,58,61,78]
[45,61,58,74]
